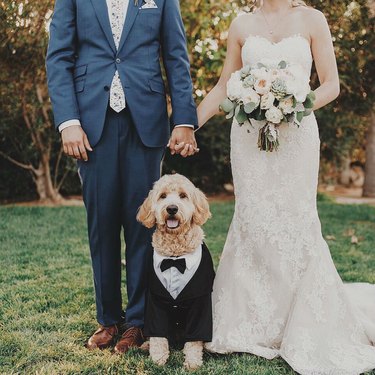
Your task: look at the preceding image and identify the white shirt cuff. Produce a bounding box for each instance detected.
[174,124,194,129]
[58,119,81,133]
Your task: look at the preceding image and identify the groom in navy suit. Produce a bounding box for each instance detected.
[46,0,198,353]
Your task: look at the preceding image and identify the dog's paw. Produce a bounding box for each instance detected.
[152,353,169,366]
[149,337,169,366]
[183,358,203,371]
[140,340,150,352]
[183,341,203,370]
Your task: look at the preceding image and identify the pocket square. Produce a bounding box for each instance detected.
[140,0,158,9]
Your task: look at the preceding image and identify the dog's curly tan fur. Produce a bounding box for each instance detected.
[149,337,169,366]
[137,174,211,369]
[152,225,204,257]
[183,341,204,370]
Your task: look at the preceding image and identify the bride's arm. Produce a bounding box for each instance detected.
[197,18,243,128]
[310,10,340,110]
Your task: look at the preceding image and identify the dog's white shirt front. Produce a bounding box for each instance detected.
[153,244,202,300]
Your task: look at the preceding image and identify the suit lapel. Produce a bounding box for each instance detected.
[117,0,140,53]
[150,265,174,300]
[90,0,117,53]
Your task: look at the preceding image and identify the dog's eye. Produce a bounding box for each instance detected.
[159,193,167,200]
[179,192,187,199]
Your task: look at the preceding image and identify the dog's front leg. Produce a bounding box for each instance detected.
[183,341,204,370]
[149,337,169,366]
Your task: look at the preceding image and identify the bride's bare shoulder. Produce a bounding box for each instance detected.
[229,12,258,42]
[230,13,255,30]
[294,6,329,40]
[295,6,328,24]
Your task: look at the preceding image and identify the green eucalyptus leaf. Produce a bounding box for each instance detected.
[235,106,248,124]
[220,98,235,113]
[296,111,304,123]
[253,107,266,121]
[308,90,316,101]
[226,109,234,119]
[304,96,314,109]
[304,108,313,116]
[244,102,258,114]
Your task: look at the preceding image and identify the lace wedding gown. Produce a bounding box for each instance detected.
[205,35,375,375]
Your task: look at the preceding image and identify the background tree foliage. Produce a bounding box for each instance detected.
[0,0,374,201]
[0,1,77,202]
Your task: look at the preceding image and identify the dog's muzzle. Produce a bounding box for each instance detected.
[166,205,180,229]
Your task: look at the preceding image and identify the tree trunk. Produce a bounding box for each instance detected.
[363,110,375,197]
[32,152,63,203]
[339,156,352,186]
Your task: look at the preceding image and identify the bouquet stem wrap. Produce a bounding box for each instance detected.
[258,123,280,152]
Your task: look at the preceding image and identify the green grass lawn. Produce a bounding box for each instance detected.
[1,199,375,375]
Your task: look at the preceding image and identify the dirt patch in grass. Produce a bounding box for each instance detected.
[319,186,375,206]
[3,186,375,207]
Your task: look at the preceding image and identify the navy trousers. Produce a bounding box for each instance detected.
[78,107,164,327]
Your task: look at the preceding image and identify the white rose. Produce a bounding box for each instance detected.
[265,106,284,124]
[227,72,243,101]
[294,83,311,103]
[279,97,294,114]
[242,87,260,106]
[285,65,311,102]
[276,69,291,81]
[254,77,272,95]
[260,92,275,110]
[286,79,310,103]
[288,64,306,80]
[269,68,280,82]
[251,67,269,80]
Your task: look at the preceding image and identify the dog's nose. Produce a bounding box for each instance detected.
[166,205,178,215]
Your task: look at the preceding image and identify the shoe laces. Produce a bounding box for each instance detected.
[122,327,141,340]
[98,325,117,336]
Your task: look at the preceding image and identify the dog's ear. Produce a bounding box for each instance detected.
[192,188,211,226]
[137,192,156,228]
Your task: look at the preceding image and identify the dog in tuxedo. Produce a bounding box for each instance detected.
[137,174,215,370]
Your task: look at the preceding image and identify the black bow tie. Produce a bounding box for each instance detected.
[160,258,186,274]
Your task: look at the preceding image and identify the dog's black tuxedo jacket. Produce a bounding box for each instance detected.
[144,243,215,348]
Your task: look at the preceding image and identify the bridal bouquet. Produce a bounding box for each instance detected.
[220,59,316,152]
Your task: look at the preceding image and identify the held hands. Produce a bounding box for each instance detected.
[168,127,199,157]
[61,125,93,161]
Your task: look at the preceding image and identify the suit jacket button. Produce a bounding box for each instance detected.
[116,58,121,64]
[104,85,110,91]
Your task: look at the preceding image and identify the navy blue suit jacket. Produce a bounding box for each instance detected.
[46,0,198,147]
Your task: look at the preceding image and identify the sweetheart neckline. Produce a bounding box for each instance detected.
[243,33,311,48]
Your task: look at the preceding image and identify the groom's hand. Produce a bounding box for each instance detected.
[169,127,198,157]
[61,125,93,161]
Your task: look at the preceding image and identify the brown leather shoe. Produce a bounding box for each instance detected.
[114,326,145,354]
[86,324,119,350]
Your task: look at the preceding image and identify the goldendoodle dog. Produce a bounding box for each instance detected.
[137,174,215,370]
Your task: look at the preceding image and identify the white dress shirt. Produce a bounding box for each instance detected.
[58,0,193,132]
[153,244,202,300]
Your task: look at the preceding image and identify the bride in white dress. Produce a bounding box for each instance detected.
[196,1,375,374]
